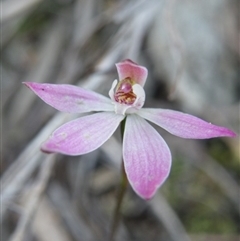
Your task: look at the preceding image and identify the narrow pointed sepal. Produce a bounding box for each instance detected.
[23,82,114,113]
[137,108,236,139]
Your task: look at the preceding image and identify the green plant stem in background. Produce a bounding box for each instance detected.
[108,119,128,241]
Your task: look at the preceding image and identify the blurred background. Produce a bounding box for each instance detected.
[1,0,240,240]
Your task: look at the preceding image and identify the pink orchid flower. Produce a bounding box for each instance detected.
[24,59,236,200]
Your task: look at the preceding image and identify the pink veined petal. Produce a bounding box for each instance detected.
[137,108,236,139]
[41,112,124,155]
[116,59,148,87]
[123,115,172,200]
[23,82,114,113]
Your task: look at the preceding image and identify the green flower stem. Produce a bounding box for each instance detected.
[108,118,128,241]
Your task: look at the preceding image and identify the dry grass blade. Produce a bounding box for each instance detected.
[1,0,44,23]
[124,1,159,60]
[150,194,192,241]
[9,19,68,125]
[1,152,41,218]
[9,154,56,241]
[48,183,94,241]
[33,197,72,241]
[163,0,185,99]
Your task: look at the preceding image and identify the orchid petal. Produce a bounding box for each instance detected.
[41,112,124,155]
[123,115,172,200]
[132,84,145,109]
[108,79,118,102]
[24,82,114,113]
[137,108,236,139]
[116,59,148,87]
